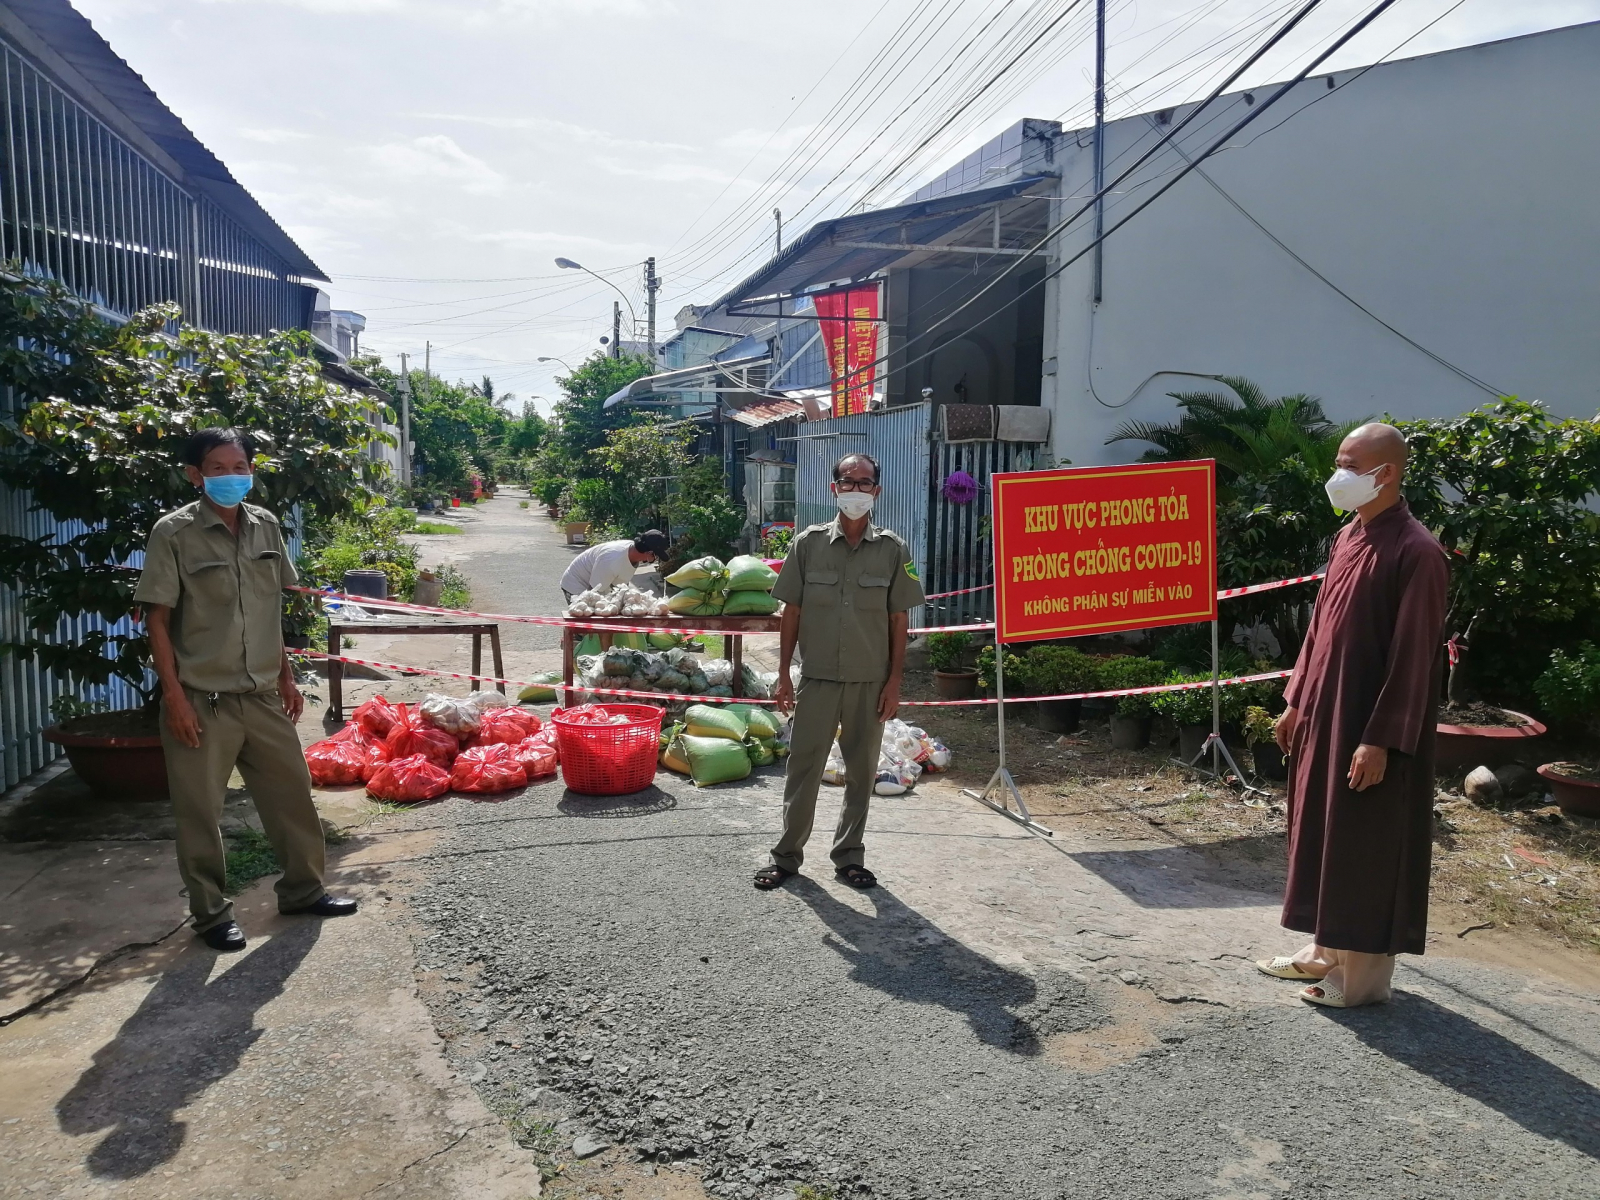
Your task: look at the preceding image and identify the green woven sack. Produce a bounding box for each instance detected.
[666,556,726,589]
[684,703,747,741]
[517,672,561,704]
[681,734,752,786]
[726,704,781,739]
[725,555,778,592]
[722,590,780,616]
[646,632,681,650]
[744,736,776,767]
[666,588,707,613]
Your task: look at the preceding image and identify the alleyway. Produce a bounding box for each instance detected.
[1,491,1597,1200]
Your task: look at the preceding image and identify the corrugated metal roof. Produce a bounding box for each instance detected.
[727,398,806,428]
[715,175,1054,308]
[0,0,327,281]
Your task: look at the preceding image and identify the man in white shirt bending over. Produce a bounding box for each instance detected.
[561,530,669,603]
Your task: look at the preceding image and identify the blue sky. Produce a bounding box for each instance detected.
[72,0,1600,411]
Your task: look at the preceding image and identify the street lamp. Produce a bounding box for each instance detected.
[554,257,638,343]
[537,355,574,371]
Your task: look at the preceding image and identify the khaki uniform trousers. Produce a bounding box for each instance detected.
[771,677,883,873]
[160,689,326,932]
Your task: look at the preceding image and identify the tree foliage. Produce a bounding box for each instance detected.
[1399,397,1600,702]
[0,267,389,694]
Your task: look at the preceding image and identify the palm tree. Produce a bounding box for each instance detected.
[1108,376,1361,488]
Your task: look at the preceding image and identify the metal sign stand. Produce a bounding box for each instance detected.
[1172,619,1271,803]
[963,638,1056,837]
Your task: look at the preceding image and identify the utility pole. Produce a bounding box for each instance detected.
[612,301,621,360]
[1092,0,1106,305]
[773,208,783,256]
[424,340,431,379]
[398,352,412,487]
[645,256,659,358]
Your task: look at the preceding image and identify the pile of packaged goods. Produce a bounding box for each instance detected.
[575,645,773,702]
[303,688,558,802]
[663,555,781,617]
[562,583,670,619]
[659,702,790,786]
[821,719,952,795]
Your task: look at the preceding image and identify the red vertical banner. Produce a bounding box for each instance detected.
[813,284,881,417]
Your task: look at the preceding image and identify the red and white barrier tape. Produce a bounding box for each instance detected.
[292,569,1324,642]
[924,573,1324,603]
[291,649,1290,710]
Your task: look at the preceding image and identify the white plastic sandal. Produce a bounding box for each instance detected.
[1255,956,1322,981]
[1300,982,1349,1008]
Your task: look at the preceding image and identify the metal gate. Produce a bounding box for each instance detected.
[923,438,1039,630]
[791,404,930,627]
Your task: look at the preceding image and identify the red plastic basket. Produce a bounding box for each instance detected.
[550,704,664,795]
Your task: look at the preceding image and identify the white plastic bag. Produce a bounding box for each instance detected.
[821,741,846,786]
[465,689,511,711]
[419,692,481,735]
[701,658,735,687]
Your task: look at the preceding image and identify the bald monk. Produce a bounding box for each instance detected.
[1255,423,1449,1008]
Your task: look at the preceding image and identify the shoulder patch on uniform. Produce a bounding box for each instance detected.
[904,560,919,581]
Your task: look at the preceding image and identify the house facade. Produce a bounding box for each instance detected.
[0,0,346,786]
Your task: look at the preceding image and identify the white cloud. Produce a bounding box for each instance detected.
[410,112,696,154]
[239,128,313,144]
[368,135,506,193]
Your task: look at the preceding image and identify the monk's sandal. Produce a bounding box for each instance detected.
[1300,982,1349,1008]
[1255,956,1322,982]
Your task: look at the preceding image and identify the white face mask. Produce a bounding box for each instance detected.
[835,491,875,520]
[1324,466,1384,512]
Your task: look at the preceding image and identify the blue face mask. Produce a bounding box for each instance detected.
[203,473,254,508]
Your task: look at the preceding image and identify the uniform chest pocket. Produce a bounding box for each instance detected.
[248,549,283,587]
[856,574,891,610]
[180,557,235,607]
[803,569,840,605]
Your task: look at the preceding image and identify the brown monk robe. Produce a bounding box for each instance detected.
[1256,423,1449,1008]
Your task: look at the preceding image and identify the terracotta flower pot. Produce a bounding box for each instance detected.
[933,668,978,700]
[45,712,168,799]
[1537,764,1600,818]
[1435,709,1546,770]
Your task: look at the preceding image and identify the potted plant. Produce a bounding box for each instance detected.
[1243,705,1288,781]
[1536,762,1600,818]
[976,644,1030,720]
[1152,673,1226,763]
[1018,644,1101,734]
[0,273,387,797]
[1099,656,1168,750]
[1434,704,1546,770]
[926,631,977,700]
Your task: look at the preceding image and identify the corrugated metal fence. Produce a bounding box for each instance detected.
[792,404,930,628]
[923,438,1039,630]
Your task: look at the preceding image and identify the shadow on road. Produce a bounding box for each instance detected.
[1332,990,1600,1160]
[789,876,1091,1056]
[557,786,678,819]
[1065,833,1287,908]
[55,921,322,1179]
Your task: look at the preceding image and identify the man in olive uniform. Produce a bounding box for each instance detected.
[136,428,355,952]
[754,453,924,891]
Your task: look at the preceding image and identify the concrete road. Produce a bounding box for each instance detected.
[384,496,1600,1200]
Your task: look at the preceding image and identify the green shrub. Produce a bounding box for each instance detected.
[1242,705,1278,746]
[1152,672,1222,726]
[1015,645,1101,696]
[925,631,972,672]
[1097,655,1169,717]
[761,525,794,558]
[1534,642,1600,724]
[976,644,1026,693]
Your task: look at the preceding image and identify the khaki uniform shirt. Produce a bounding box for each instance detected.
[133,500,296,694]
[771,517,925,683]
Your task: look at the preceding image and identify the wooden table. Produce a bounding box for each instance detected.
[561,615,782,702]
[327,620,503,721]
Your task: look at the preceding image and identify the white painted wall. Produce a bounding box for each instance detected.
[1041,21,1600,468]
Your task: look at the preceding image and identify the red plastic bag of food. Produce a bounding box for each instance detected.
[554,704,629,726]
[449,743,528,794]
[469,706,543,747]
[366,753,451,803]
[385,706,459,766]
[510,736,559,779]
[306,735,370,785]
[353,694,402,737]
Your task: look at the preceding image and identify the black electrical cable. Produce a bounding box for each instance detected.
[834,0,1400,395]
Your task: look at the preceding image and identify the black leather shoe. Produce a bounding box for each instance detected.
[283,894,358,918]
[199,921,246,952]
